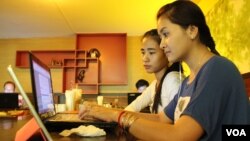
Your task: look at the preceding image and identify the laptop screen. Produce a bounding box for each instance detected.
[30,53,55,118]
[0,93,19,108]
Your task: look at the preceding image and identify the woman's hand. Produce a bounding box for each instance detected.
[78,101,120,122]
[78,101,95,119]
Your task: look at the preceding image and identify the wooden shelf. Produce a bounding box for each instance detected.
[16,50,75,68]
[63,66,75,68]
[16,33,127,94]
[64,59,75,67]
[75,50,86,58]
[99,83,127,86]
[76,59,86,67]
[48,66,63,69]
[76,33,127,85]
[77,83,98,86]
[16,51,30,67]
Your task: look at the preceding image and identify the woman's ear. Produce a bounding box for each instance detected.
[186,25,198,40]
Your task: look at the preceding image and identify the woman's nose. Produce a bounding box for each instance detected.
[142,54,149,62]
[160,39,166,50]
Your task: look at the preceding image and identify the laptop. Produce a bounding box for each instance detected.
[28,52,116,131]
[0,93,19,109]
[127,92,141,104]
[7,65,53,141]
[127,92,150,113]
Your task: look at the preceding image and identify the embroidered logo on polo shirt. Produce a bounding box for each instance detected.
[174,96,190,122]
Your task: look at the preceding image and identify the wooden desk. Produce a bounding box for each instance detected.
[0,110,135,141]
[0,114,31,141]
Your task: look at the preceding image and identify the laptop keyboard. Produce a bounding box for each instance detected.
[50,114,80,121]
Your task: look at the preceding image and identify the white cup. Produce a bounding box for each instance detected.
[55,104,66,113]
[65,90,75,111]
[65,89,82,111]
[97,96,104,106]
[72,88,82,110]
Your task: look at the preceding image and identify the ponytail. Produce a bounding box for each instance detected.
[152,62,182,113]
[200,24,220,56]
[210,48,220,56]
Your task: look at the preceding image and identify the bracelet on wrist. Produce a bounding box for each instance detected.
[122,113,133,129]
[118,111,126,127]
[120,112,139,132]
[125,116,139,132]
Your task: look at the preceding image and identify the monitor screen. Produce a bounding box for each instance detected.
[30,53,55,116]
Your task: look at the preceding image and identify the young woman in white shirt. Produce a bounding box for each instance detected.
[125,29,183,113]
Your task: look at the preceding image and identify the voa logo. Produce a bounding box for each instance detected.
[226,129,246,136]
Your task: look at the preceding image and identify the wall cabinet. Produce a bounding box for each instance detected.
[16,33,127,94]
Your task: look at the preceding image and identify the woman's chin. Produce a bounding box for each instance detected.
[145,70,154,73]
[167,56,179,63]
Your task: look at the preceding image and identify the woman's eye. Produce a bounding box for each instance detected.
[141,51,145,55]
[149,52,156,55]
[163,32,169,38]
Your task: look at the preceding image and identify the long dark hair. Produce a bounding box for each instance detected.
[142,29,161,44]
[152,62,182,113]
[157,0,220,55]
[142,29,182,113]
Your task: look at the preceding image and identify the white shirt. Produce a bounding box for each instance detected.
[125,71,183,113]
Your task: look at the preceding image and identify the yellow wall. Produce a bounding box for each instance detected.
[177,0,250,76]
[0,36,154,93]
[206,0,250,73]
[1,0,249,94]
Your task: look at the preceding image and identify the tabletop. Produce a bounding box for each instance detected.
[0,109,136,141]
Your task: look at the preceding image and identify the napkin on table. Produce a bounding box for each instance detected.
[59,125,106,137]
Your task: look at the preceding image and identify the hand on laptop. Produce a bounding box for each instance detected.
[78,101,120,123]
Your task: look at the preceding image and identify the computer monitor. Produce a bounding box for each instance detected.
[29,52,56,119]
